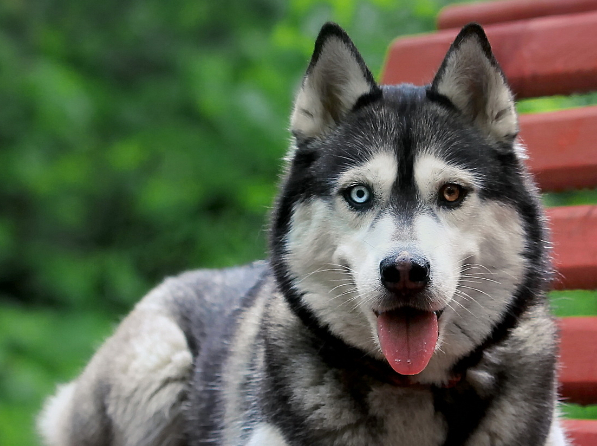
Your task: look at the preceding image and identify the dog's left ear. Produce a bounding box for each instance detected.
[431,24,518,144]
[291,23,380,140]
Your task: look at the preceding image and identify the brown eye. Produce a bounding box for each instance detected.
[439,183,466,206]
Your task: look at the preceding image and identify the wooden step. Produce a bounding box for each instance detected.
[562,419,597,446]
[438,0,597,30]
[559,317,597,405]
[549,205,597,290]
[381,11,597,98]
[520,106,597,192]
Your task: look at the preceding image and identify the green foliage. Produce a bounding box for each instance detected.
[0,304,114,445]
[550,290,597,317]
[543,189,597,207]
[561,403,597,420]
[517,92,597,114]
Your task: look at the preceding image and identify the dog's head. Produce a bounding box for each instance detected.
[270,23,548,382]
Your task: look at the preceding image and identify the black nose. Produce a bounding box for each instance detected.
[380,252,430,294]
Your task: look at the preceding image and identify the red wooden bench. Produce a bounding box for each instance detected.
[381,1,597,444]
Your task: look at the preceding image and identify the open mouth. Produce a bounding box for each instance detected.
[376,307,440,376]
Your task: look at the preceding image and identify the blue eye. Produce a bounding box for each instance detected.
[345,185,372,207]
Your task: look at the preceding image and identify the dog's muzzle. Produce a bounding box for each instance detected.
[376,251,438,376]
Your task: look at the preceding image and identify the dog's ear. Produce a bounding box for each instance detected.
[291,23,380,140]
[431,23,518,144]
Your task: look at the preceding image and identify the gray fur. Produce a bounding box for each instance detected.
[38,23,568,446]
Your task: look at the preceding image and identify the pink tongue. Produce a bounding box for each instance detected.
[377,308,439,376]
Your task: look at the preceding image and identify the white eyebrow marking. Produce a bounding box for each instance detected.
[337,151,398,201]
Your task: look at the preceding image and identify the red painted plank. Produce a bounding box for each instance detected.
[438,0,597,30]
[562,419,597,445]
[563,419,597,446]
[558,317,597,405]
[381,11,597,99]
[520,106,597,192]
[548,206,597,290]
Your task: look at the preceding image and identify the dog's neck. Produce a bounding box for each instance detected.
[291,302,463,389]
[321,338,464,390]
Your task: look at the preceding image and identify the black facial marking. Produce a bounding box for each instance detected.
[352,88,383,112]
[425,86,458,111]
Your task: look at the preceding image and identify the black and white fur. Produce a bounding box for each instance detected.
[38,23,568,446]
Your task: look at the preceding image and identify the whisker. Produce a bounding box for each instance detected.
[449,297,476,316]
[458,285,494,299]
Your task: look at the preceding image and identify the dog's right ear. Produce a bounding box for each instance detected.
[291,23,380,140]
[430,23,518,144]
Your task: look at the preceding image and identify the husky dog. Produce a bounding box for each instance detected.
[38,23,568,446]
